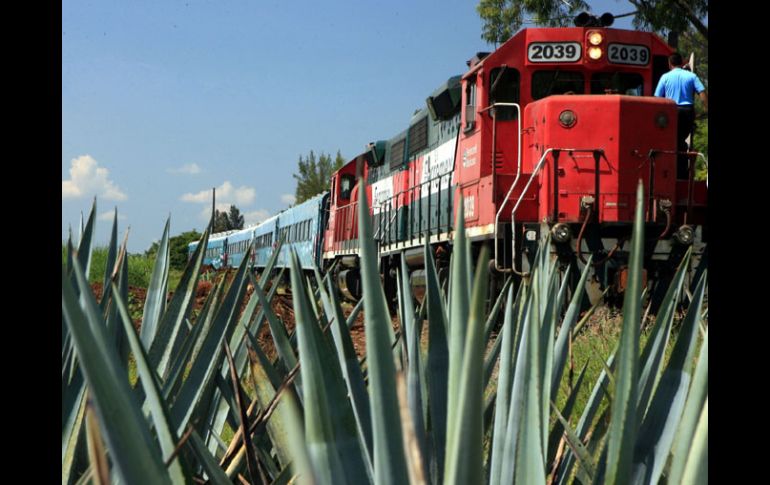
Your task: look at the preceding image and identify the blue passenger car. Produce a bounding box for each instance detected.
[252,214,278,269]
[251,192,329,271]
[224,227,254,269]
[187,232,230,269]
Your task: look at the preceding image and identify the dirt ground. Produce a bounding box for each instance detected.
[91,277,375,360]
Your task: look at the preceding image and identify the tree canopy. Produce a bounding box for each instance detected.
[293,150,345,204]
[213,204,245,233]
[145,229,202,271]
[476,0,707,45]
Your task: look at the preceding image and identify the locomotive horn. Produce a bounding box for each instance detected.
[600,13,615,27]
[574,12,591,27]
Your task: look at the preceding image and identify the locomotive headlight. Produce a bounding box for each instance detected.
[655,112,669,129]
[588,47,603,60]
[559,110,577,128]
[551,223,572,243]
[588,31,603,45]
[673,225,694,245]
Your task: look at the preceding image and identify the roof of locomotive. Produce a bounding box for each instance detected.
[464,26,671,79]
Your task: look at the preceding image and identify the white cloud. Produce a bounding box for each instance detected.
[181,180,256,206]
[98,210,126,222]
[62,155,127,201]
[196,205,271,225]
[244,209,271,225]
[281,193,296,205]
[167,163,201,175]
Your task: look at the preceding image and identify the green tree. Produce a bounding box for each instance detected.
[145,230,202,271]
[293,150,345,204]
[212,204,244,233]
[476,0,707,45]
[213,210,231,233]
[477,0,589,45]
[628,0,708,43]
[227,205,244,230]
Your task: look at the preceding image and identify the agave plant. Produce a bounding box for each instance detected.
[62,181,707,484]
[275,182,707,485]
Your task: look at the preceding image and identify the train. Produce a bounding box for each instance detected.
[190,12,707,307]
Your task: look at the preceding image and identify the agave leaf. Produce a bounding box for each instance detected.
[499,290,533,485]
[636,248,692,423]
[539,258,561,457]
[112,283,190,484]
[163,279,223,402]
[101,208,119,299]
[148,227,210,379]
[246,344,294,467]
[115,240,132,368]
[66,227,75,277]
[278,392,317,485]
[357,190,409,485]
[572,287,609,337]
[424,237,449,483]
[550,401,595,484]
[396,371,429,485]
[482,322,504,390]
[668,329,708,485]
[289,250,364,485]
[84,401,110,485]
[62,263,172,484]
[187,430,233,485]
[444,248,490,485]
[346,298,364,329]
[483,277,512,342]
[169,240,253,437]
[555,353,618,484]
[445,197,470,469]
[398,258,429,480]
[603,181,645,485]
[62,387,87,485]
[630,272,707,485]
[679,398,708,485]
[321,275,374,463]
[547,361,588,468]
[513,266,547,485]
[77,198,97,282]
[224,342,262,484]
[488,283,522,485]
[551,257,593,399]
[253,282,300,379]
[140,217,171,349]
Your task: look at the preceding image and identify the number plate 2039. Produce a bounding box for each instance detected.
[607,43,650,65]
[527,42,581,63]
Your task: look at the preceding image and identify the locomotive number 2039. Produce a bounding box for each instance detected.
[527,42,581,63]
[607,43,650,65]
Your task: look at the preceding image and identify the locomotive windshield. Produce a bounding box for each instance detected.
[590,72,644,95]
[531,70,584,100]
[489,66,520,120]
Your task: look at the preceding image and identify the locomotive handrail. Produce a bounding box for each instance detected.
[480,102,523,273]
[650,149,709,188]
[376,170,454,248]
[374,206,399,241]
[504,148,602,276]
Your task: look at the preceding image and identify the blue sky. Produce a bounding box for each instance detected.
[62,0,637,253]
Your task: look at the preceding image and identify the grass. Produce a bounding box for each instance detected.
[62,245,185,291]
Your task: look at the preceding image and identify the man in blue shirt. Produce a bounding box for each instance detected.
[655,52,708,179]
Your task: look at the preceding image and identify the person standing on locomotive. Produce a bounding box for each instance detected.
[654,52,708,179]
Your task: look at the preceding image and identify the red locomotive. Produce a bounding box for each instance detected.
[323,13,707,305]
